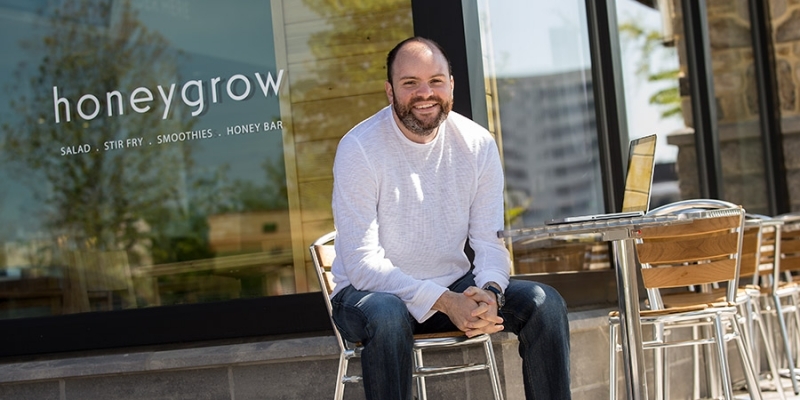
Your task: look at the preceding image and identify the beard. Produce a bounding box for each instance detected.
[392,92,452,137]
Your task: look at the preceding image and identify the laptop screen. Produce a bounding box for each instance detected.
[620,134,657,213]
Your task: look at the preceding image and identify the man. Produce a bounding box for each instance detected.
[330,36,571,400]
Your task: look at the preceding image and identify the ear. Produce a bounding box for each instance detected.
[385,81,394,104]
[450,75,455,96]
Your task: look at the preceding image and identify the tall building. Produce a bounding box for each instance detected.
[497,70,602,225]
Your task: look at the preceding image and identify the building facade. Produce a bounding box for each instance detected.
[0,0,795,399]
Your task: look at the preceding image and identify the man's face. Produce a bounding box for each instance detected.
[385,42,454,142]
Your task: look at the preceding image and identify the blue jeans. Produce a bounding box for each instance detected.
[331,272,571,400]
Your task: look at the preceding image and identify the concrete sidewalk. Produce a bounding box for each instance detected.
[735,376,800,399]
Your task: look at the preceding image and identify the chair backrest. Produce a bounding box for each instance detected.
[739,219,763,284]
[309,231,349,349]
[636,205,745,310]
[310,232,338,295]
[745,217,783,294]
[779,215,800,275]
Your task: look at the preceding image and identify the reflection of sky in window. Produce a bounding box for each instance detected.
[0,5,44,236]
[0,1,285,237]
[616,0,681,163]
[483,0,591,77]
[130,1,277,69]
[0,0,46,14]
[485,0,682,163]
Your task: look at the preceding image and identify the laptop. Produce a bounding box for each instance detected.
[545,134,657,225]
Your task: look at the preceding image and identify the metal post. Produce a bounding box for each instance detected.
[612,237,649,399]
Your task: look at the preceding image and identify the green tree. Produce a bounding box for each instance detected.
[0,0,200,262]
[619,20,682,119]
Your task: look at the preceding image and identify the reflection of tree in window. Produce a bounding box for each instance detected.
[292,0,412,109]
[619,19,681,119]
[0,0,199,266]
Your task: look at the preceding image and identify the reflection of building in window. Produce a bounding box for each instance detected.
[498,70,602,226]
[208,211,292,255]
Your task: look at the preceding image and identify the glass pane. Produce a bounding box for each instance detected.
[619,1,770,214]
[616,0,685,210]
[478,0,606,274]
[277,0,414,290]
[636,0,768,213]
[0,0,414,320]
[769,2,800,212]
[479,0,601,226]
[0,0,287,318]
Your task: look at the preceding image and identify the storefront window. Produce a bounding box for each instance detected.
[477,0,605,274]
[0,0,288,318]
[619,0,770,214]
[0,0,414,320]
[617,0,684,210]
[478,0,602,226]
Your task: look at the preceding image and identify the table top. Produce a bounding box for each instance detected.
[498,214,685,244]
[500,208,751,246]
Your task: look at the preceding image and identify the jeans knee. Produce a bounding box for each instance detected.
[361,293,413,338]
[537,284,568,320]
[506,281,568,327]
[535,286,568,332]
[332,288,413,344]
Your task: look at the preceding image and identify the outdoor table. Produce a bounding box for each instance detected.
[500,214,686,400]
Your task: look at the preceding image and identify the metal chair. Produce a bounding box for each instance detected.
[310,231,504,400]
[741,215,790,398]
[649,201,784,398]
[768,213,800,392]
[659,210,787,399]
[608,203,763,400]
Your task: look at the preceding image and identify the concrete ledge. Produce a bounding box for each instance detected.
[0,308,616,400]
[0,331,526,383]
[0,335,343,383]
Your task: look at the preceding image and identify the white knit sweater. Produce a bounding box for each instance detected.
[330,106,511,322]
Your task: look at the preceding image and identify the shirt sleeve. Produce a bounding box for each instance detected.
[469,138,511,291]
[331,134,447,322]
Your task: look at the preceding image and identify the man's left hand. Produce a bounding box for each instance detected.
[462,286,504,336]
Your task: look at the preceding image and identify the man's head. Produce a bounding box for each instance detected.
[385,37,454,143]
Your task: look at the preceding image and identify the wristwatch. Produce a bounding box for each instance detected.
[482,283,506,309]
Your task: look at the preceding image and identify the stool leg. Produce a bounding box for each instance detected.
[413,348,427,400]
[692,325,702,399]
[752,296,785,398]
[335,352,348,400]
[653,323,667,400]
[483,337,505,400]
[703,323,723,398]
[732,320,764,400]
[774,292,800,394]
[712,313,735,400]
[609,320,618,400]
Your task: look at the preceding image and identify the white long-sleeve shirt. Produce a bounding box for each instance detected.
[330,106,511,322]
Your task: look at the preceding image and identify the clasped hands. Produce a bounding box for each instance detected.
[433,286,504,337]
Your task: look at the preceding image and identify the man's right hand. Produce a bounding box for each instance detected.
[432,288,504,337]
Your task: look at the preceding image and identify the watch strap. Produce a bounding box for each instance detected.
[482,284,505,308]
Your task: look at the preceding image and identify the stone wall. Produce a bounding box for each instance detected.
[772,0,800,211]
